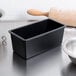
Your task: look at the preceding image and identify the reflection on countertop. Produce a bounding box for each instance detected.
[62,63,76,76]
[13,46,62,76]
[0,43,7,62]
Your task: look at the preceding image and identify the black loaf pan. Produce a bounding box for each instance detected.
[9,19,65,59]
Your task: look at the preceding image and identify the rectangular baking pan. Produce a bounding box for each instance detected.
[9,19,65,59]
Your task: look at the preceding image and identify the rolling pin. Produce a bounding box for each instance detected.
[27,9,76,27]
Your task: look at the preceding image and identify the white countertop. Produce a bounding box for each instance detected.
[0,20,76,76]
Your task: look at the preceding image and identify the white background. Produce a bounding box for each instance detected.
[0,0,76,21]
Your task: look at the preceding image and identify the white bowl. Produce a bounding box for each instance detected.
[63,38,76,64]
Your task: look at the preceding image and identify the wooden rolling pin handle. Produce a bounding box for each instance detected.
[27,9,76,27]
[27,9,49,17]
